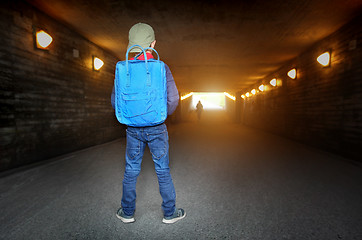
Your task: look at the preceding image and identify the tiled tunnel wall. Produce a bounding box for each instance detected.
[240,13,362,161]
[0,1,124,171]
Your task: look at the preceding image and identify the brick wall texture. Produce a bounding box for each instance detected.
[240,13,362,161]
[0,1,124,171]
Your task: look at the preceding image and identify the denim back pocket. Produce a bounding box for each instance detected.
[148,130,168,160]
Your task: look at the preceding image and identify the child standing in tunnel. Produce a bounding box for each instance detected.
[111,23,185,224]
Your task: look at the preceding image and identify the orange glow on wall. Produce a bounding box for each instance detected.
[181,92,193,100]
[224,92,236,101]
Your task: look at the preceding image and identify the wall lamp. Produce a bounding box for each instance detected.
[180,92,193,101]
[251,89,256,95]
[35,29,53,49]
[270,78,277,87]
[93,56,104,71]
[241,94,246,99]
[287,68,297,79]
[224,92,236,101]
[258,84,264,92]
[317,51,331,67]
[245,92,250,97]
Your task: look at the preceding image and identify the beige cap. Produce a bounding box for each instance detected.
[127,23,155,53]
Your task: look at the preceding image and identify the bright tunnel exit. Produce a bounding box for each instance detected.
[191,92,225,110]
[180,92,235,123]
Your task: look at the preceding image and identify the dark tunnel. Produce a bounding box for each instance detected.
[0,0,362,239]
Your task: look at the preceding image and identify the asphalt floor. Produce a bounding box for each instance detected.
[0,111,361,239]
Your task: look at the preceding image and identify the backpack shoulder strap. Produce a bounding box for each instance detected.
[125,45,150,86]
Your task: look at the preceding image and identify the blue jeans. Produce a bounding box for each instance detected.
[121,123,176,217]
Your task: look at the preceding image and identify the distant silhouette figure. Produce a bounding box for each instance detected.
[196,100,203,121]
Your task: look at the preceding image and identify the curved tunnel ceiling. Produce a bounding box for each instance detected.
[26,0,362,93]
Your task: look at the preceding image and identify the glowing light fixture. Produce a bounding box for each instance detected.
[241,94,246,99]
[181,92,193,101]
[270,78,277,87]
[35,30,53,49]
[287,68,297,79]
[245,92,250,97]
[258,84,264,92]
[93,56,104,71]
[317,52,330,67]
[224,92,236,101]
[251,89,256,95]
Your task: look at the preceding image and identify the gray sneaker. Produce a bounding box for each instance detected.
[116,208,135,223]
[162,208,186,224]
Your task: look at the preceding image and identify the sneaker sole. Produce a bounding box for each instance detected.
[116,213,135,223]
[162,212,186,224]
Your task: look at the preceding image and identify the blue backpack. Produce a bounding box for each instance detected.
[114,45,167,127]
